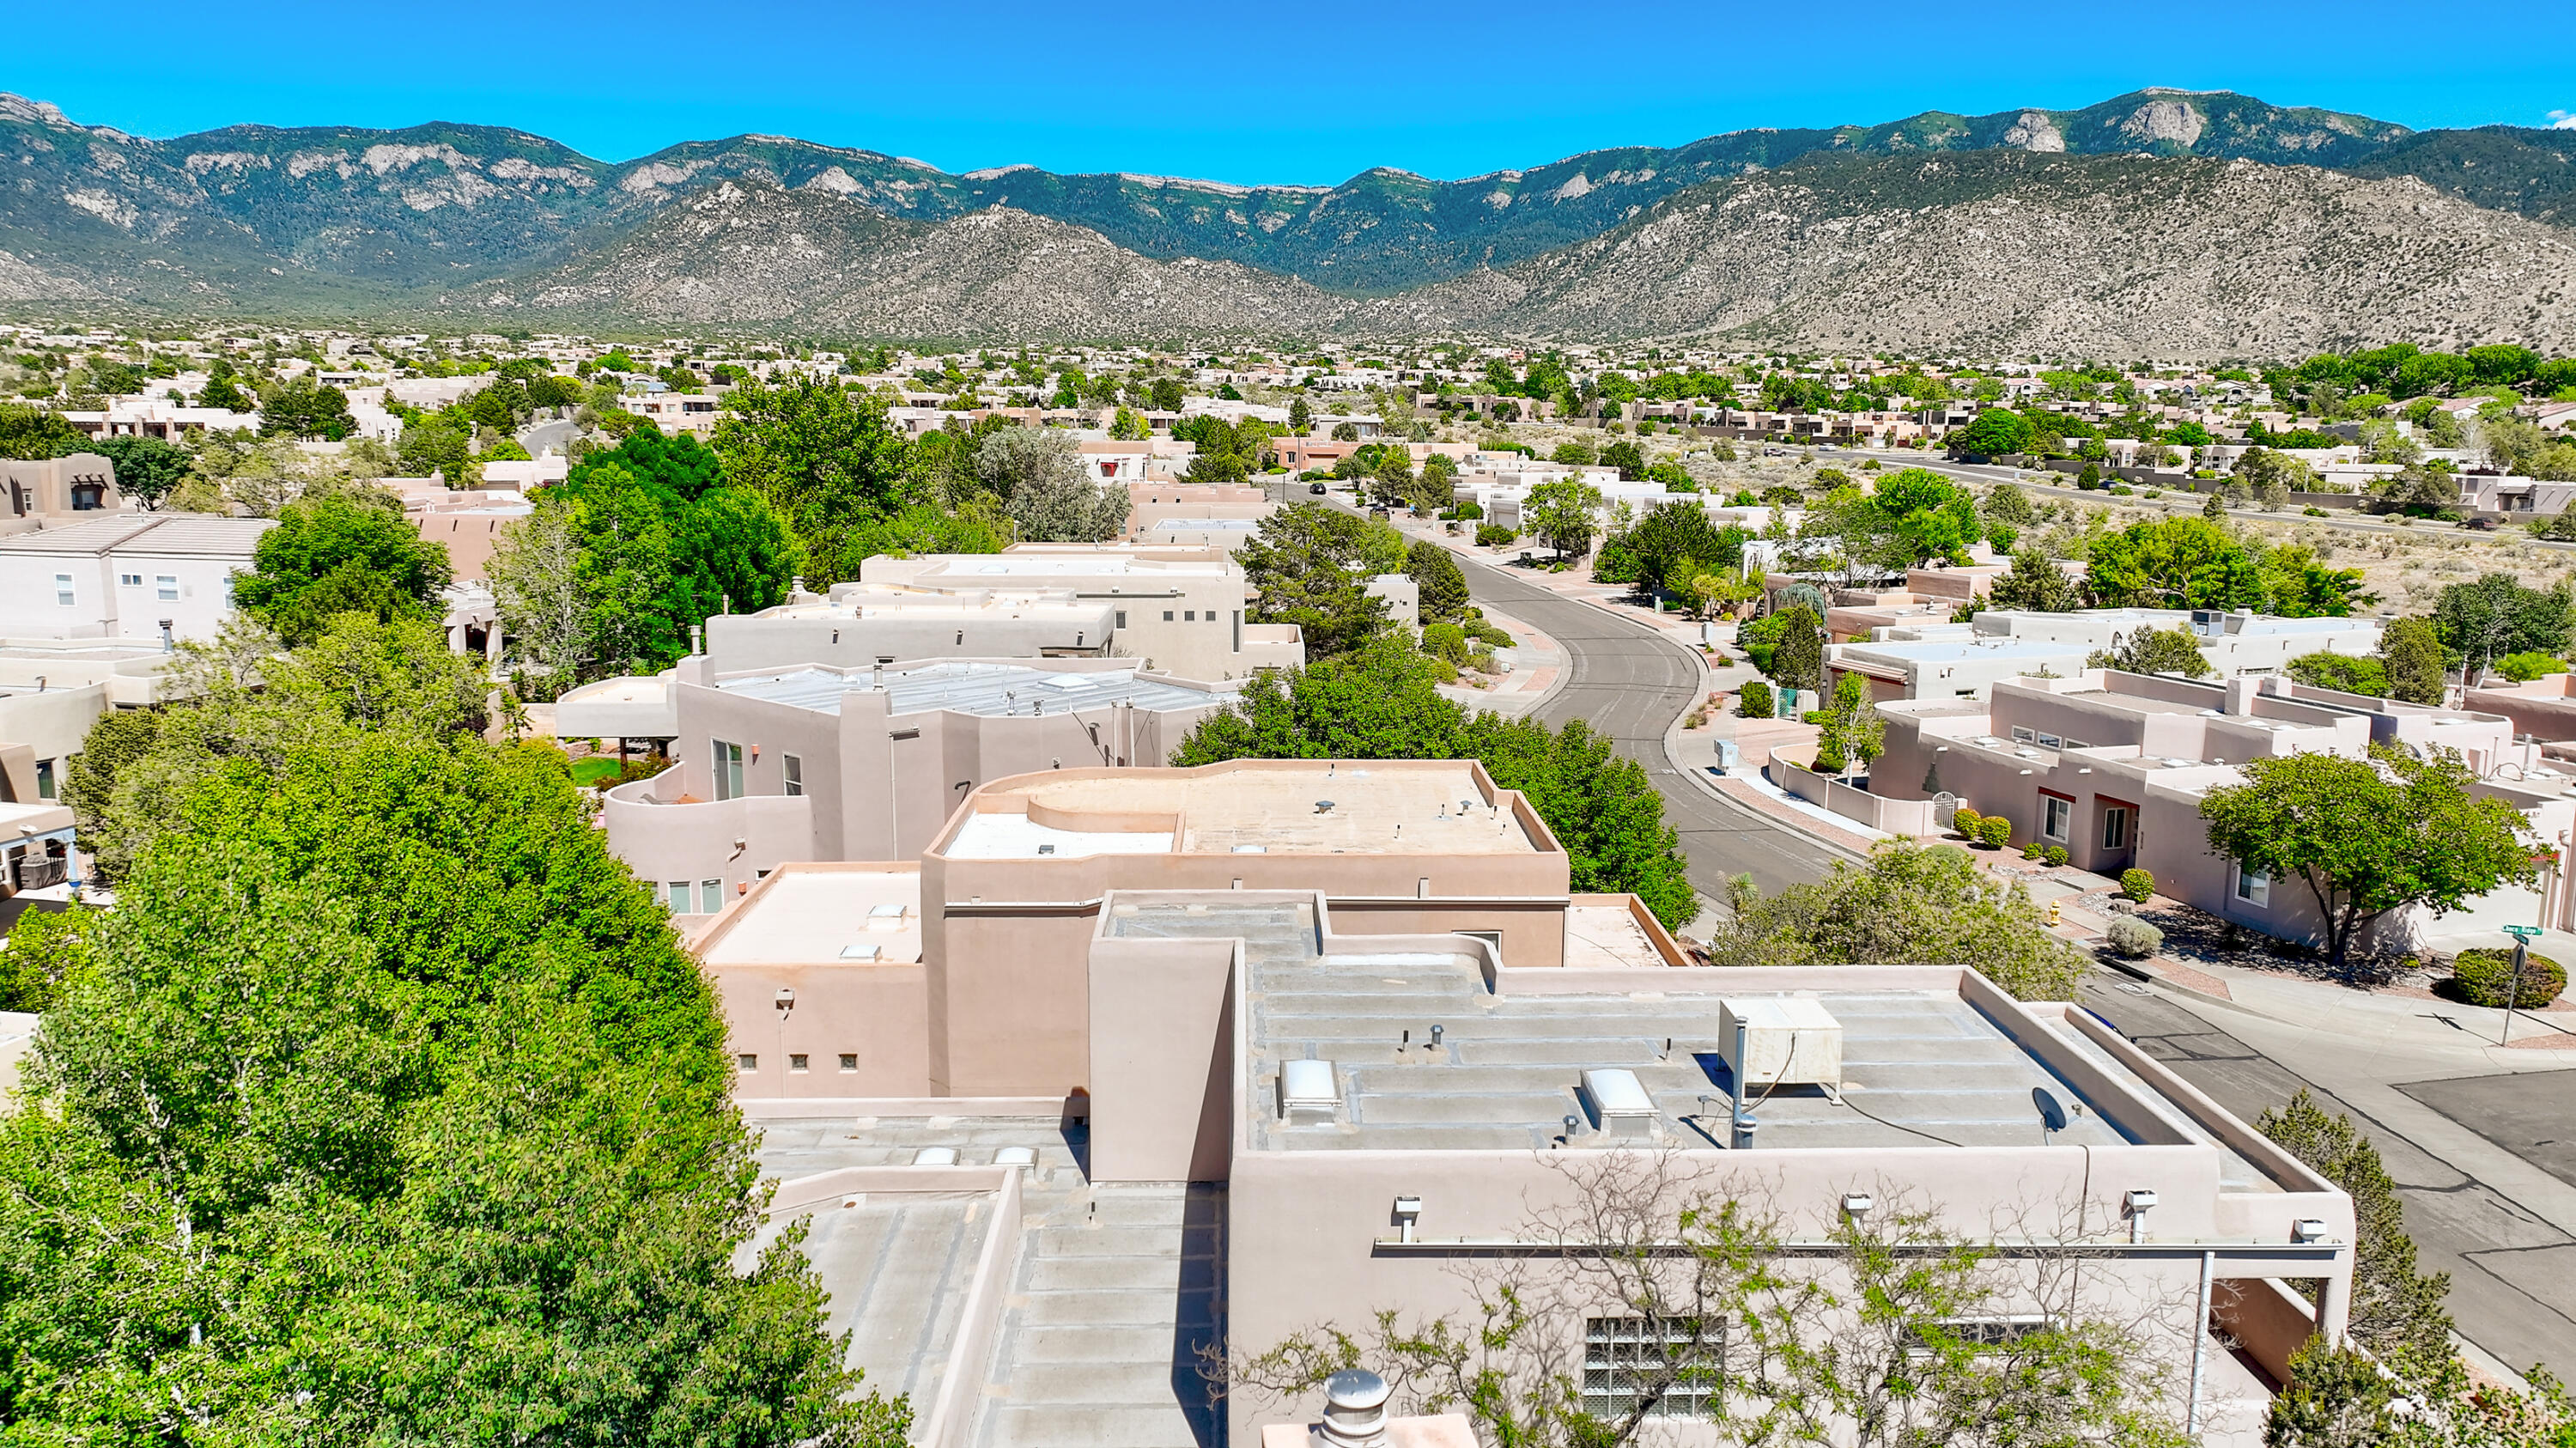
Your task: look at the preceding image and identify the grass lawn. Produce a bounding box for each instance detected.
[569,757,630,788]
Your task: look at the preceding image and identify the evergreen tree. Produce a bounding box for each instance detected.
[2379,616,2447,704]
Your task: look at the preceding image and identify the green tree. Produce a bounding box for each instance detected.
[975,427,1124,542]
[196,359,254,412]
[2433,573,2573,684]
[2284,652,2391,697]
[1148,376,1185,412]
[1986,551,2086,612]
[1946,408,2034,458]
[1368,444,1417,509]
[0,401,87,459]
[1616,502,1747,596]
[709,376,911,580]
[1597,440,1645,480]
[1403,538,1470,625]
[1170,636,1695,928]
[398,413,474,482]
[230,487,456,647]
[1234,503,1404,659]
[1810,671,1885,779]
[1768,604,1826,695]
[89,433,192,509]
[1110,406,1150,441]
[1524,478,1604,560]
[2200,746,2537,976]
[1847,466,1980,569]
[258,376,358,441]
[2084,518,2252,609]
[2257,1091,2455,1370]
[1287,396,1312,435]
[1715,841,2086,1001]
[0,654,902,1443]
[671,485,805,621]
[2087,624,2212,678]
[2379,616,2447,704]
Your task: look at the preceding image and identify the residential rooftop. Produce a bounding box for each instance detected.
[715,661,1219,719]
[949,762,1539,859]
[0,514,271,557]
[696,865,922,966]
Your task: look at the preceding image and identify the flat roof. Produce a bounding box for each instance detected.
[764,587,1108,621]
[1088,904,2276,1186]
[1841,639,2087,664]
[918,554,1229,580]
[970,763,1540,857]
[716,662,1218,719]
[700,867,922,966]
[0,514,272,557]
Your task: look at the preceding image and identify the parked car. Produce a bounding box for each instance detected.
[1309,482,1327,495]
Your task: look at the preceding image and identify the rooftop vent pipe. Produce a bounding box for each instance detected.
[1318,1369,1392,1448]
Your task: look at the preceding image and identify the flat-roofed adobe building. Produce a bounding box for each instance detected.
[592,658,1242,915]
[860,544,1305,681]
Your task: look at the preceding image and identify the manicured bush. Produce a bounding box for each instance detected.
[2119,867,2155,903]
[1952,807,1982,837]
[1976,816,2014,849]
[2495,652,2569,683]
[1475,523,1517,547]
[2446,948,2567,1008]
[1737,681,1775,718]
[2044,845,2070,867]
[2021,843,2045,861]
[2103,916,2164,958]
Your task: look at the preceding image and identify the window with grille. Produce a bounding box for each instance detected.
[1908,1316,2049,1357]
[1582,1317,1720,1420]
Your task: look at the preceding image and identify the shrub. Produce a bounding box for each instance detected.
[1737,681,1774,718]
[1419,621,1470,665]
[1466,617,1514,648]
[2304,506,2329,517]
[2445,948,2567,1007]
[2119,867,2155,903]
[2044,845,2069,867]
[2495,651,2569,683]
[1452,500,1485,520]
[1976,816,2014,849]
[1466,648,1498,674]
[1952,807,1982,837]
[2104,916,2165,958]
[1475,523,1516,547]
[2021,842,2045,861]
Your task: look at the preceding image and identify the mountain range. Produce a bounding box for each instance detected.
[4,88,2574,355]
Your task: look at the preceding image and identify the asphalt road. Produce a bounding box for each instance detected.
[2079,980,2576,1378]
[1461,561,1849,903]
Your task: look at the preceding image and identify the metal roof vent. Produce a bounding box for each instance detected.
[1315,800,1336,813]
[1279,1058,1340,1124]
[1582,1068,1657,1139]
[1037,843,1056,855]
[1318,1369,1392,1448]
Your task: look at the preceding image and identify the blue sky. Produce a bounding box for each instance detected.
[9,0,2572,184]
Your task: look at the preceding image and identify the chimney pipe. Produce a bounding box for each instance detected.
[1317,1370,1392,1448]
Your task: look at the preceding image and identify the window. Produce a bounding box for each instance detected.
[737,1054,758,1073]
[1115,609,1127,629]
[53,574,73,606]
[2009,726,2035,743]
[2036,732,2063,748]
[155,575,178,601]
[35,758,56,800]
[1163,610,1175,622]
[669,880,690,911]
[711,739,744,800]
[2042,795,2071,842]
[788,1054,810,1074]
[783,754,804,797]
[838,1053,859,1073]
[701,879,724,915]
[118,572,142,587]
[2101,806,2131,851]
[1908,1317,2050,1357]
[1184,610,1196,621]
[1583,1317,1720,1421]
[2234,867,2269,907]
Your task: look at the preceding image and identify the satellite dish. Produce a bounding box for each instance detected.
[2032,1086,2069,1138]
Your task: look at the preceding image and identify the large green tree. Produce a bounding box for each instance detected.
[1233,503,1403,659]
[230,487,456,647]
[2433,573,2573,684]
[1403,538,1470,625]
[2379,616,2447,704]
[1985,551,2087,612]
[709,377,911,581]
[1946,408,2035,458]
[2199,746,2536,976]
[2257,1091,2454,1372]
[1715,842,2087,1001]
[1170,635,1695,928]
[0,618,902,1445]
[0,402,86,459]
[89,434,192,509]
[1523,478,1604,559]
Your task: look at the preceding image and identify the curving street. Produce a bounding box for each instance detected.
[1461,561,1850,903]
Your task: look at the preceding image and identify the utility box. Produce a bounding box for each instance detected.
[1717,998,1844,1089]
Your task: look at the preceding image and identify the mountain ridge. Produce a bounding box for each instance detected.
[5,87,2576,354]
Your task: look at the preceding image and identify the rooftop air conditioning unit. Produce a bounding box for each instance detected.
[1717,998,1844,1090]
